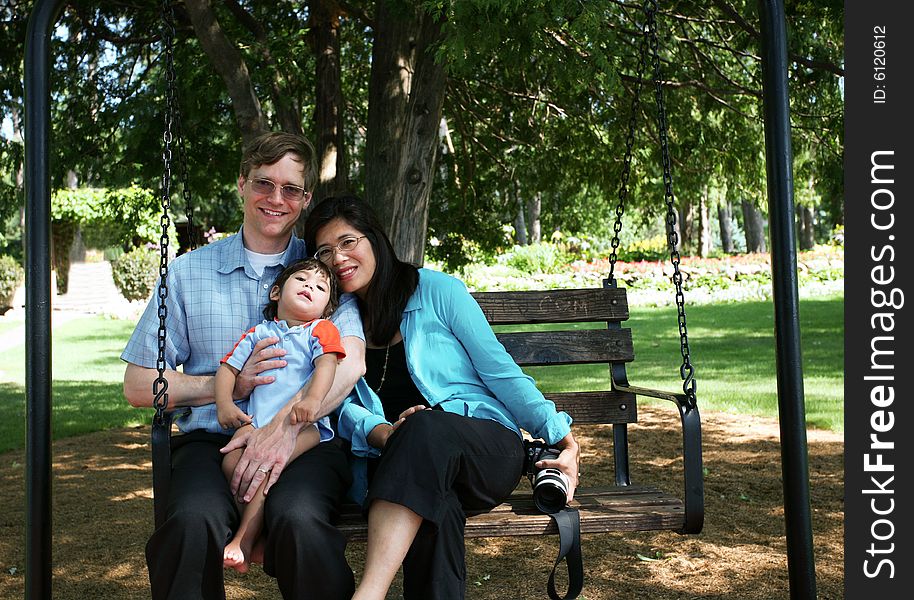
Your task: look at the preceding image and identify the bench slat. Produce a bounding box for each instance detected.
[337,486,685,540]
[473,288,629,324]
[495,329,633,365]
[545,390,637,424]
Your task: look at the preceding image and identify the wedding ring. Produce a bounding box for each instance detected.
[257,467,270,474]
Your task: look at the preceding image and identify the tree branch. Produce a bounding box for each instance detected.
[709,0,844,76]
[184,0,268,143]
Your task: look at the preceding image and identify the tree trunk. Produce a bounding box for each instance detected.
[528,192,542,243]
[365,0,447,266]
[798,205,815,250]
[311,0,348,206]
[741,199,767,253]
[184,0,268,145]
[51,221,76,295]
[223,0,303,134]
[511,182,527,246]
[699,188,712,257]
[717,201,734,253]
[678,202,696,255]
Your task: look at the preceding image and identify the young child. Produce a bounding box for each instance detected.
[215,258,345,571]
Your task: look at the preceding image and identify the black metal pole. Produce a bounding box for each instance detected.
[756,1,817,598]
[24,1,67,599]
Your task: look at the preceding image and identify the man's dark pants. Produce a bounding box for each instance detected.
[145,431,354,600]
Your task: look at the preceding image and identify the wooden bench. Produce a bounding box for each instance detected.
[153,284,703,541]
[336,284,704,539]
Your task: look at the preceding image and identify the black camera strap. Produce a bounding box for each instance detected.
[546,506,584,600]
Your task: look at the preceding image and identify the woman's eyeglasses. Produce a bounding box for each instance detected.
[314,236,367,263]
[245,177,308,202]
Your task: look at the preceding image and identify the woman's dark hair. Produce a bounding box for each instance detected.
[303,194,418,344]
[263,258,339,321]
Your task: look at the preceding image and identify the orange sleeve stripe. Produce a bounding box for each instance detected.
[221,326,259,364]
[312,320,346,359]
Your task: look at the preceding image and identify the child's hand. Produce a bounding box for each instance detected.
[217,403,252,430]
[290,398,321,425]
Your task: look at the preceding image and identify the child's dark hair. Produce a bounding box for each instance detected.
[263,258,339,321]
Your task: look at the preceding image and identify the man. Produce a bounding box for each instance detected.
[122,132,364,599]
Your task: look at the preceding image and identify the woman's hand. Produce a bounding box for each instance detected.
[367,405,428,449]
[232,336,287,400]
[221,413,301,502]
[390,405,427,433]
[534,431,580,503]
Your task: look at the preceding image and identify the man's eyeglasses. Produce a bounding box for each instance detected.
[314,236,368,263]
[245,177,309,202]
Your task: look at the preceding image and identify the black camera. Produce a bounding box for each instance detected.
[524,440,571,514]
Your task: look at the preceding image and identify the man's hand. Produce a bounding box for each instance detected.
[232,336,287,400]
[221,413,301,502]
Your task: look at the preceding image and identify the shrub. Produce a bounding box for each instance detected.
[103,246,125,262]
[111,247,159,302]
[0,254,23,309]
[618,235,669,262]
[499,242,572,274]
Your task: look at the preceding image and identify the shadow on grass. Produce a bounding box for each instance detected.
[0,409,843,599]
[462,409,844,599]
[0,380,145,454]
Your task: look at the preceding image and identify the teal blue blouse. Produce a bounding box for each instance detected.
[336,268,572,503]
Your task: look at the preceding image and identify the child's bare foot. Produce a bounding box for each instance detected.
[223,539,250,573]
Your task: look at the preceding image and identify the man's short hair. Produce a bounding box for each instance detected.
[240,132,318,191]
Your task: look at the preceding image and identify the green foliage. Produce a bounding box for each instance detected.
[0,1,844,260]
[617,235,668,263]
[0,254,24,305]
[110,246,158,302]
[51,186,165,250]
[499,242,572,274]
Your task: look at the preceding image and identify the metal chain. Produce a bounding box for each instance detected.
[153,0,178,424]
[644,0,697,409]
[607,18,650,283]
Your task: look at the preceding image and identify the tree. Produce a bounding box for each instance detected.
[365,0,447,264]
[2,0,844,265]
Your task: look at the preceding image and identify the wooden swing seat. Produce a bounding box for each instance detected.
[336,285,704,540]
[153,285,704,541]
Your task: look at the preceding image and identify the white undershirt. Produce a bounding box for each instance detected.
[245,248,286,278]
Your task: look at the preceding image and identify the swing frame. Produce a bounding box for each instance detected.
[22,1,816,599]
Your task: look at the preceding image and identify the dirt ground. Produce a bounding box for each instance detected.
[0,405,843,599]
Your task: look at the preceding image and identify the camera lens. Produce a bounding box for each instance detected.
[533,468,569,513]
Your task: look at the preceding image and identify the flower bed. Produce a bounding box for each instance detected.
[447,245,844,307]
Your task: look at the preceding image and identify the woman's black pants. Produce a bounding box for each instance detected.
[365,410,526,600]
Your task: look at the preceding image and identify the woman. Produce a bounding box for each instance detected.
[304,195,580,600]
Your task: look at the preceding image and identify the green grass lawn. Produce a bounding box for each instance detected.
[0,316,145,453]
[0,294,844,453]
[518,294,844,432]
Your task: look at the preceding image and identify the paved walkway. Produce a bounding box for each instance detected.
[0,261,142,353]
[51,261,138,315]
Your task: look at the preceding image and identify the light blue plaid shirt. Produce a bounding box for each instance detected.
[121,228,364,434]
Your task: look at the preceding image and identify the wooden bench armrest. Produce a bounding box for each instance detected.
[612,383,704,534]
[611,383,679,404]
